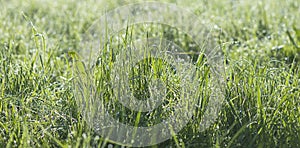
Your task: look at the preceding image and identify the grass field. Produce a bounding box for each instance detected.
[0,0,300,147]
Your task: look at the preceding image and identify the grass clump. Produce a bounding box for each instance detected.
[0,0,299,147]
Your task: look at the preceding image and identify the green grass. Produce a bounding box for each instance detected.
[0,0,300,147]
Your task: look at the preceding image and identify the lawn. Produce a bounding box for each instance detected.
[0,0,299,147]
